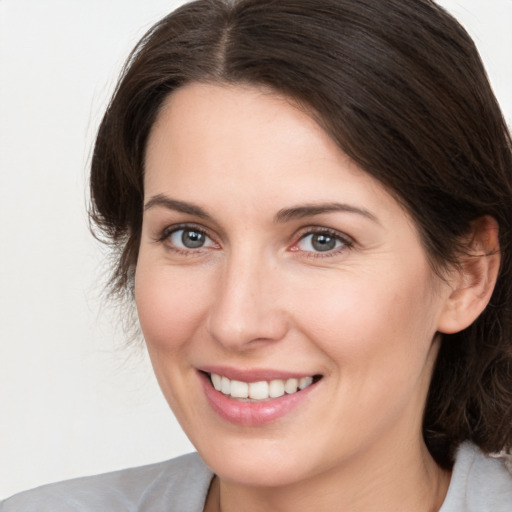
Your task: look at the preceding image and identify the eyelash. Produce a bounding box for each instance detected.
[156,223,218,255]
[156,224,354,258]
[292,227,354,258]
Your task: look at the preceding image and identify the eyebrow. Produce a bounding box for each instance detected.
[144,194,379,225]
[274,203,379,224]
[144,194,213,220]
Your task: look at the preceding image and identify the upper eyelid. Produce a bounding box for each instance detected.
[290,229,354,259]
[294,226,354,243]
[156,218,227,244]
[158,225,219,254]
[161,223,213,239]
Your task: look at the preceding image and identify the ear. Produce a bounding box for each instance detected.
[437,216,500,334]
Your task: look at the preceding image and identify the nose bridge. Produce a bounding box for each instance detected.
[207,246,287,349]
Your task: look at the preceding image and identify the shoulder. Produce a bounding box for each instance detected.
[0,452,213,512]
[440,442,512,512]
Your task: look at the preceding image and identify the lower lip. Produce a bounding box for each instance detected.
[200,373,318,426]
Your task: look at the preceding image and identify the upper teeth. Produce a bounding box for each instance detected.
[210,374,314,400]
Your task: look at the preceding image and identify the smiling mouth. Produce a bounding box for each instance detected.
[206,373,323,401]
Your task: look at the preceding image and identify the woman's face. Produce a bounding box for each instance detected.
[136,83,453,486]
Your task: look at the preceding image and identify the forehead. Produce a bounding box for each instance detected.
[143,82,410,231]
[147,84,366,187]
[145,82,342,176]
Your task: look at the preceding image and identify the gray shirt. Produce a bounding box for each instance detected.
[2,443,511,511]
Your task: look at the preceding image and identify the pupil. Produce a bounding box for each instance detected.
[182,230,205,248]
[312,233,336,252]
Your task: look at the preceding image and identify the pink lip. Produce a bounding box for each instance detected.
[199,371,319,426]
[199,365,316,382]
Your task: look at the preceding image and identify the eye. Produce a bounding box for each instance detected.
[294,230,350,254]
[166,227,216,250]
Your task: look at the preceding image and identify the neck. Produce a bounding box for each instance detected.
[205,440,451,512]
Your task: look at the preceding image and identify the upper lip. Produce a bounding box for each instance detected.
[198,365,320,382]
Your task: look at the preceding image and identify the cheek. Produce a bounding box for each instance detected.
[134,263,210,353]
[291,265,440,370]
[292,268,442,438]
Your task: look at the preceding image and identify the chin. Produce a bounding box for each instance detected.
[193,435,322,488]
[211,457,310,488]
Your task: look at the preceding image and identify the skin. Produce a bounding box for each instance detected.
[135,83,458,511]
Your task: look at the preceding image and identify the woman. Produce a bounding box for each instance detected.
[2,0,511,510]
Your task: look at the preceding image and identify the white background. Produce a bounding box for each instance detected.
[1,0,511,499]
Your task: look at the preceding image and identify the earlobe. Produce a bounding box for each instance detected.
[437,216,500,334]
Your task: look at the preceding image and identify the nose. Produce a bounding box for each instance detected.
[206,251,289,351]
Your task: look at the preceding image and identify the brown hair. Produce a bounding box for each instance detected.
[90,0,512,468]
